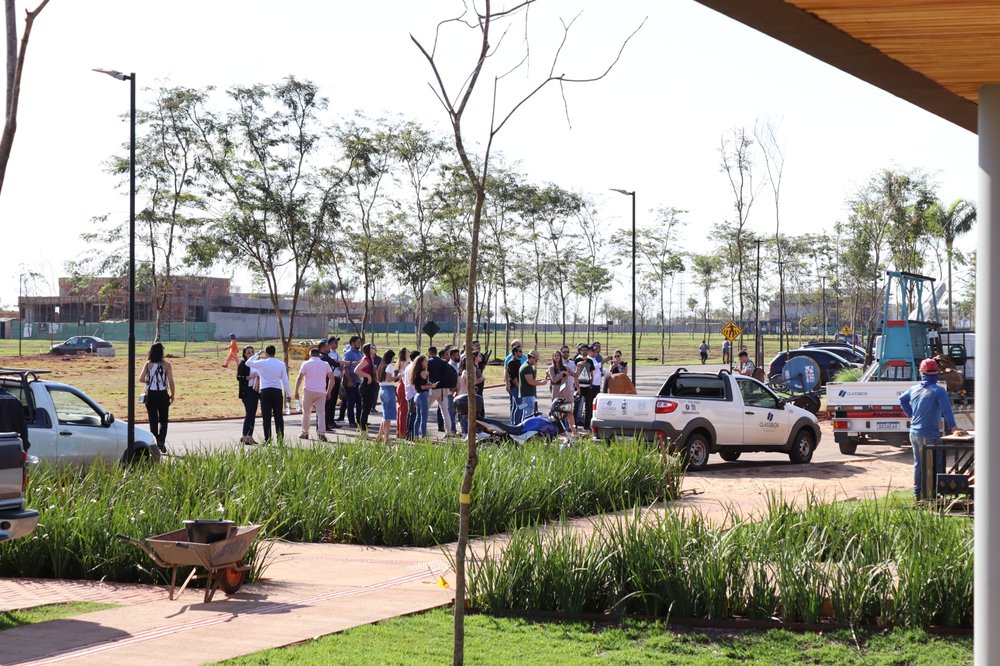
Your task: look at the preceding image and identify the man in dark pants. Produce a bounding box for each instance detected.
[341,335,363,428]
[427,346,450,433]
[505,347,524,423]
[247,345,290,442]
[580,345,602,429]
[320,337,342,430]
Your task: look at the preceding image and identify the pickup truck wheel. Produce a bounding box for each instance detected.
[718,450,741,462]
[789,430,815,464]
[838,439,859,455]
[682,433,711,471]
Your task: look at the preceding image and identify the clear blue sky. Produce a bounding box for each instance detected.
[0,0,977,309]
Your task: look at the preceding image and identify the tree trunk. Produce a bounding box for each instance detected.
[946,241,954,330]
[453,183,485,666]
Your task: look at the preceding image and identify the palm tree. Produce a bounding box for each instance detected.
[927,199,977,329]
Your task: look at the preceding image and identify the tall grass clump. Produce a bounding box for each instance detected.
[1,438,675,584]
[832,367,864,383]
[467,494,973,629]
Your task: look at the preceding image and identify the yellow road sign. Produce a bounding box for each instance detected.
[721,320,742,341]
[842,325,852,336]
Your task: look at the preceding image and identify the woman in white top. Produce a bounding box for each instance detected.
[376,350,397,443]
[138,342,175,453]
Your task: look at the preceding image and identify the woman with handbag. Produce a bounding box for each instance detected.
[138,342,175,453]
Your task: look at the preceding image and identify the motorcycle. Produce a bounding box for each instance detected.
[455,395,575,446]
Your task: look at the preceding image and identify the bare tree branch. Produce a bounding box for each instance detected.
[0,0,51,198]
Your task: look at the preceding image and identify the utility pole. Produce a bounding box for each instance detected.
[776,259,788,352]
[755,239,763,368]
[820,276,827,339]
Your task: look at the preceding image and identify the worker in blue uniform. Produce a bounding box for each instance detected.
[899,358,967,499]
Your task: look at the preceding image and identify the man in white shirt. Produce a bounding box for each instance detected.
[294,347,334,441]
[248,345,291,442]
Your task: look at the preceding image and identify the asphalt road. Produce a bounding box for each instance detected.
[165,364,909,471]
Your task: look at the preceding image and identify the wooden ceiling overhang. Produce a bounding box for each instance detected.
[691,0,1000,133]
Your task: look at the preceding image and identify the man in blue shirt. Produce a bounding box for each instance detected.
[341,336,364,428]
[899,358,966,499]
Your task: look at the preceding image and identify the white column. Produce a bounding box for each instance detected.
[976,85,1000,666]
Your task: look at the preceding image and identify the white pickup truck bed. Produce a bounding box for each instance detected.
[591,369,821,469]
[827,380,974,454]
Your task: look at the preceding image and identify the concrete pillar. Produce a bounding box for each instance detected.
[976,84,1000,666]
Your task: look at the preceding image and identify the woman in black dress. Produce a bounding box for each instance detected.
[236,346,259,445]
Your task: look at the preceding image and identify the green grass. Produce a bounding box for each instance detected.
[0,601,115,632]
[1,439,679,584]
[467,493,973,629]
[217,607,972,665]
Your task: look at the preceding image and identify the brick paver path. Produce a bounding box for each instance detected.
[0,578,167,612]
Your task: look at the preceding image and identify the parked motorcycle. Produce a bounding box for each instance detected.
[455,395,575,445]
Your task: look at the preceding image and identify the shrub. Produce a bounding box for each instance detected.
[467,494,973,629]
[2,439,678,584]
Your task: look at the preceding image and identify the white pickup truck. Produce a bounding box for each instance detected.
[827,378,974,454]
[591,369,821,470]
[0,368,160,466]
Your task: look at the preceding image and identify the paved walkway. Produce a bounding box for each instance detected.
[0,579,167,612]
[1,541,454,665]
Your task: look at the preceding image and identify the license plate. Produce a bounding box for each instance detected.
[876,421,899,431]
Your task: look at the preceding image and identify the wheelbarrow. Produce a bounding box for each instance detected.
[117,523,262,603]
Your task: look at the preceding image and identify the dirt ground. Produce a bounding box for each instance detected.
[668,420,913,523]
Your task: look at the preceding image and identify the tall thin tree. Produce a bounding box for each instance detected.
[411,3,643,662]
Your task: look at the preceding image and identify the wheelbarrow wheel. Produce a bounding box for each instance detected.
[219,562,246,595]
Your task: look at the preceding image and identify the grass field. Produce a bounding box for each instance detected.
[218,607,972,665]
[0,602,115,632]
[0,332,802,421]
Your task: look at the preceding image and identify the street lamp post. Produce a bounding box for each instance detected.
[95,68,136,461]
[776,259,788,352]
[610,189,637,385]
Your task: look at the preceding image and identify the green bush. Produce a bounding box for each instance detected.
[832,367,864,383]
[468,494,973,629]
[1,439,679,584]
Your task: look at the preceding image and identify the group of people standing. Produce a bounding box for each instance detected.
[504,339,628,432]
[233,335,487,444]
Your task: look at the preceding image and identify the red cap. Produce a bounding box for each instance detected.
[919,358,940,374]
